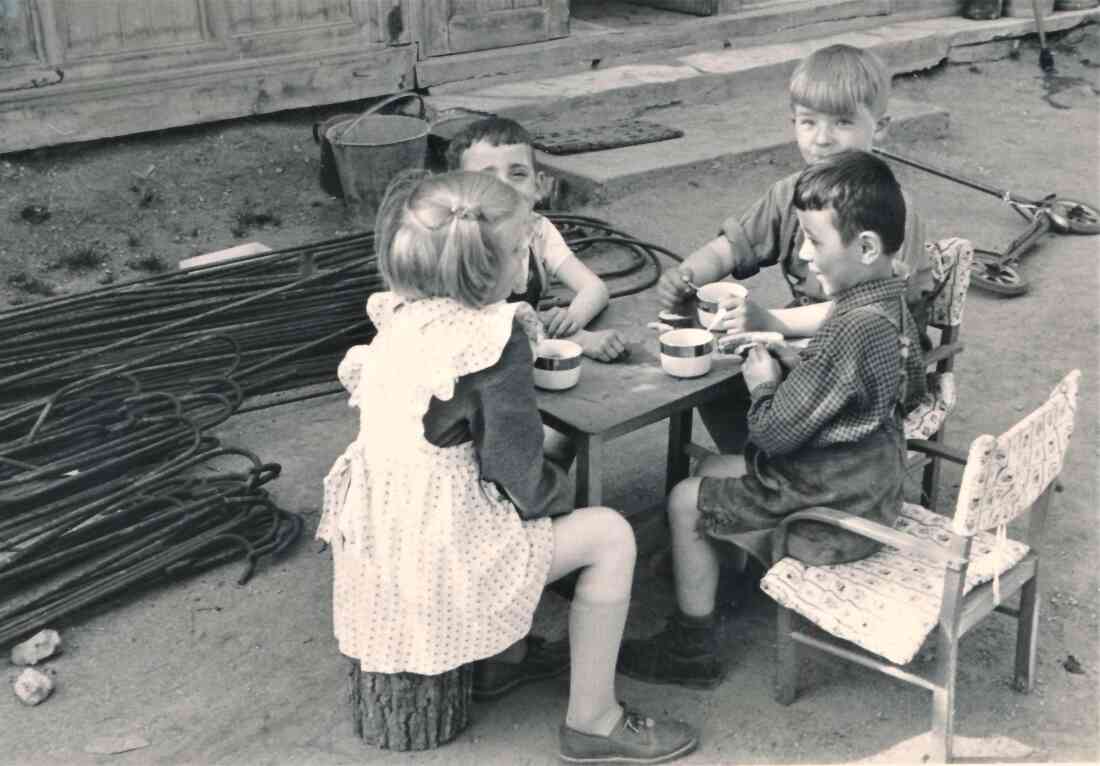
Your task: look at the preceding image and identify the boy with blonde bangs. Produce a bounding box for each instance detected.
[619,151,926,689]
[657,44,935,457]
[447,116,627,363]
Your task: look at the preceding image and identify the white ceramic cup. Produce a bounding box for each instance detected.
[533,339,583,390]
[659,328,715,378]
[696,282,748,330]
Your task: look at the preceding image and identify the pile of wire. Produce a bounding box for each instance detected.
[0,215,675,412]
[0,215,673,646]
[0,340,302,649]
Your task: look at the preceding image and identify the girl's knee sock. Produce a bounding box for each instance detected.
[564,595,629,736]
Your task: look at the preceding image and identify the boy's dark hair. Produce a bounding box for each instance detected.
[445,116,534,170]
[793,150,906,256]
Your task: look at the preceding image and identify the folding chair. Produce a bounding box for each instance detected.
[904,238,974,510]
[760,370,1081,762]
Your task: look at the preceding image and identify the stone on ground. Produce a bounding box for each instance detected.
[13,667,54,706]
[10,629,62,666]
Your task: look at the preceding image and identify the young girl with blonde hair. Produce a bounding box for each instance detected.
[317,170,697,764]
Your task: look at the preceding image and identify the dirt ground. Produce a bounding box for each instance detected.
[2,28,1099,766]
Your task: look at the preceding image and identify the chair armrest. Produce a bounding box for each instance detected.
[924,341,965,367]
[906,439,968,465]
[772,506,968,569]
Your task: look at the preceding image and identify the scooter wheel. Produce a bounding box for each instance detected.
[1048,198,1100,235]
[970,259,1028,297]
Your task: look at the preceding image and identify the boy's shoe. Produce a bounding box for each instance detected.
[473,636,569,701]
[716,558,765,616]
[616,615,724,689]
[559,707,698,764]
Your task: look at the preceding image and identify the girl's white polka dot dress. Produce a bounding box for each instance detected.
[317,293,554,676]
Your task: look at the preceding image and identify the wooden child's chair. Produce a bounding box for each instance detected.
[760,370,1081,762]
[903,238,974,509]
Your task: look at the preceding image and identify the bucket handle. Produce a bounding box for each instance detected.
[428,106,497,129]
[340,91,428,139]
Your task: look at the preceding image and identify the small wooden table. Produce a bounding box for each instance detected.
[536,295,744,508]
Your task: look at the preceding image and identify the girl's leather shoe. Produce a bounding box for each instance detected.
[472,636,569,701]
[559,708,698,764]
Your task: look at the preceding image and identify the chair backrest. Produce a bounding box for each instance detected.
[952,370,1081,536]
[925,238,974,330]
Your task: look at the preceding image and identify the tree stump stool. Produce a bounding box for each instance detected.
[348,659,473,751]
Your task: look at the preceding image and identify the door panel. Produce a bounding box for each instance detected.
[1,0,47,66]
[0,0,414,152]
[57,0,206,58]
[420,0,568,58]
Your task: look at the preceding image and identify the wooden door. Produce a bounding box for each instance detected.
[47,0,411,76]
[419,0,568,58]
[0,1,416,152]
[0,0,64,92]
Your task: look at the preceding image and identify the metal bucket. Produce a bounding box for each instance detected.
[330,114,428,223]
[312,113,358,198]
[327,93,429,222]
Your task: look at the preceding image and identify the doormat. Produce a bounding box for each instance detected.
[531,119,684,155]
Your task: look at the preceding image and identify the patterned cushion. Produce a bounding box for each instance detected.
[904,372,956,444]
[761,503,1029,666]
[926,238,974,328]
[953,371,1079,536]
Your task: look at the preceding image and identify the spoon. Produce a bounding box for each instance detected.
[706,307,727,332]
[682,276,704,293]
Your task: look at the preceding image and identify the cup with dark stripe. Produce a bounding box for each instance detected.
[533,339,583,390]
[659,329,715,378]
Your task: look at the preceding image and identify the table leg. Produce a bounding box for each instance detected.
[666,409,693,494]
[575,434,604,508]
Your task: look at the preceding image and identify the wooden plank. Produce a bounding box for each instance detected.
[957,555,1037,638]
[0,42,414,153]
[446,8,546,54]
[419,0,450,56]
[791,630,939,691]
[546,0,567,38]
[58,0,205,57]
[34,0,64,65]
[417,0,896,88]
[364,0,408,45]
[628,0,717,15]
[0,0,43,66]
[0,66,63,92]
[893,0,965,18]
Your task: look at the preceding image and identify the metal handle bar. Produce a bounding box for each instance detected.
[873,147,1041,207]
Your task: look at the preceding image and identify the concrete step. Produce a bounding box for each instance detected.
[429,9,1098,122]
[426,7,1099,202]
[538,96,949,204]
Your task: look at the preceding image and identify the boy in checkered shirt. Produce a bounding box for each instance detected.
[618,150,926,689]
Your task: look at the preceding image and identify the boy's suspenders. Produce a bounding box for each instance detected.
[858,298,911,413]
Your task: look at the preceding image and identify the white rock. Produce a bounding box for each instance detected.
[13,668,54,706]
[10,629,62,666]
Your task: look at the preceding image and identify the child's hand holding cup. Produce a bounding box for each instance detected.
[741,344,782,391]
[657,265,698,312]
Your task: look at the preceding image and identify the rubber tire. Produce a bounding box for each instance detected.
[1049,198,1100,235]
[970,257,1028,297]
